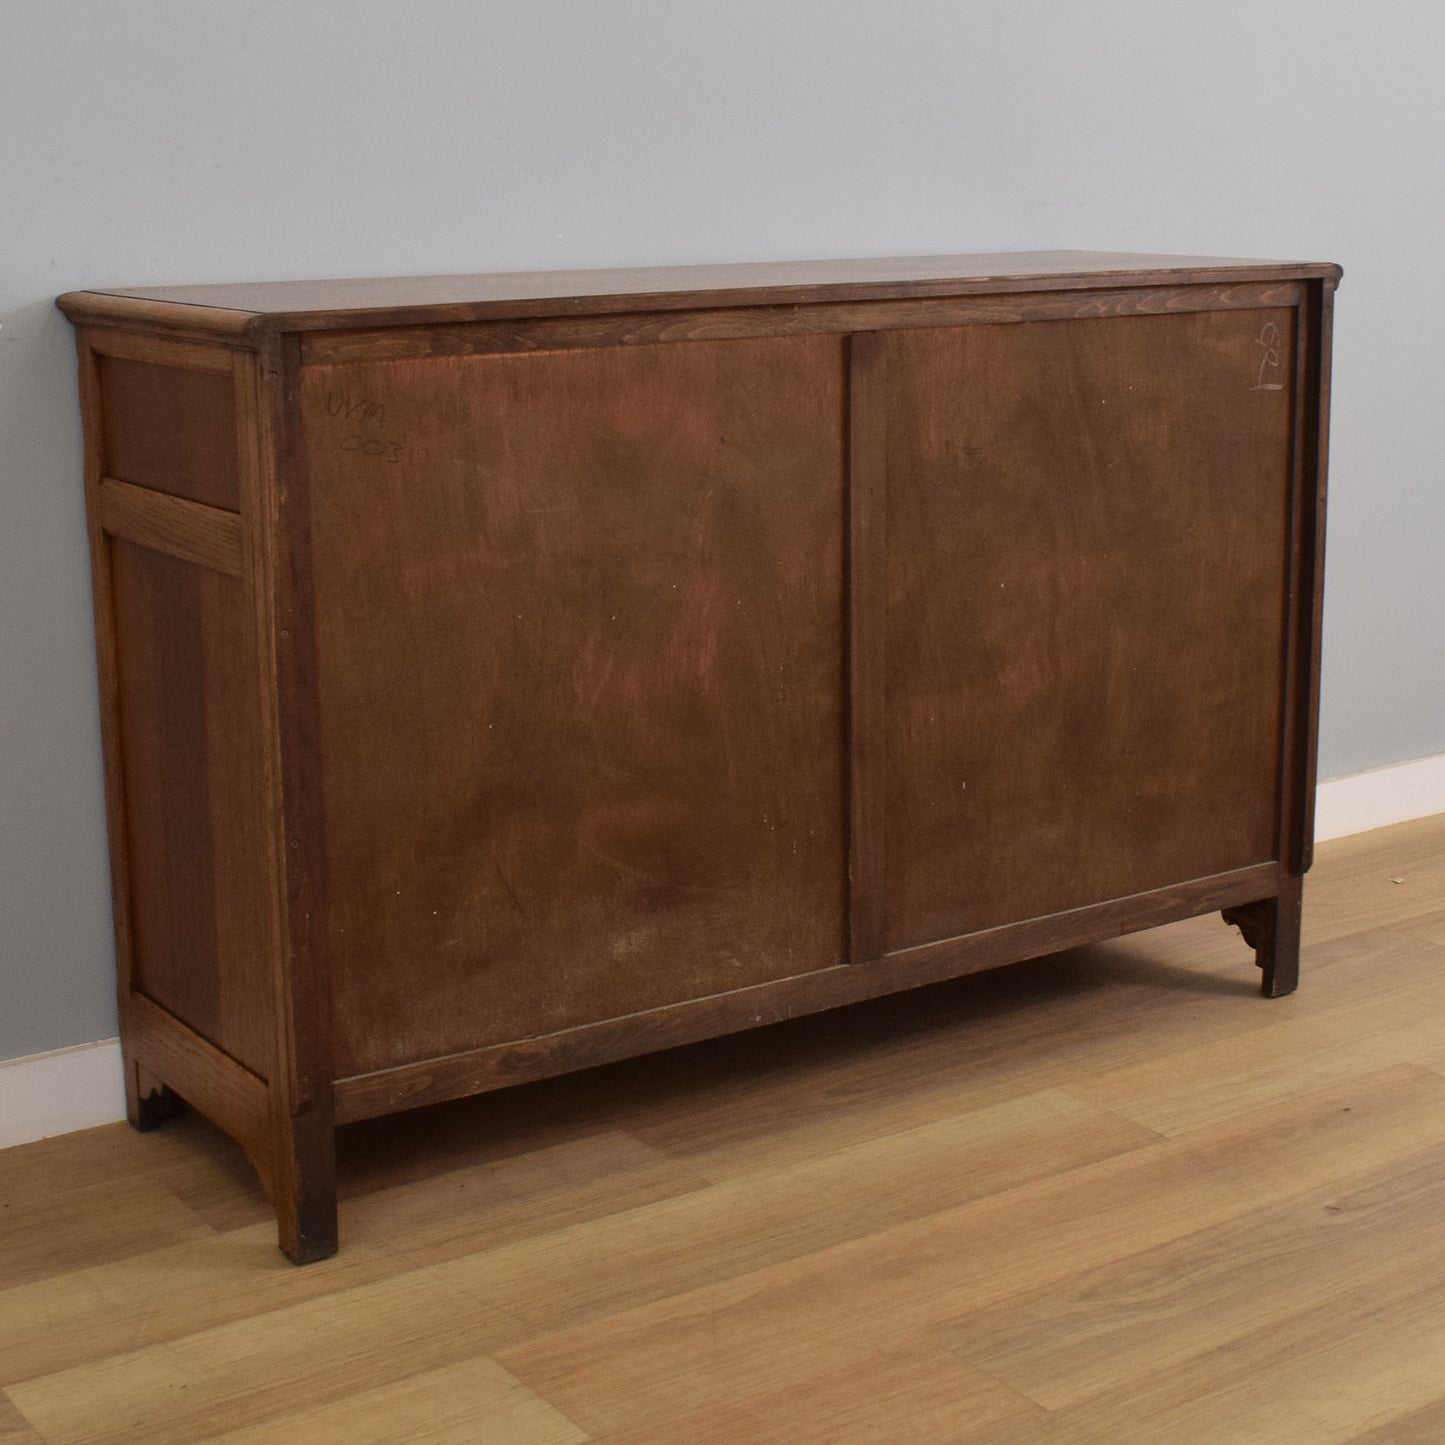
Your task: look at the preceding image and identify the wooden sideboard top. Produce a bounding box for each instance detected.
[58,250,1341,338]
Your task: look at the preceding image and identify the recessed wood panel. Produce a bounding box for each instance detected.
[882,309,1296,950]
[101,357,240,511]
[301,336,848,1076]
[109,541,273,1075]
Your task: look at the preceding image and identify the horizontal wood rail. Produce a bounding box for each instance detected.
[334,862,1281,1124]
[301,282,1303,366]
[127,991,272,1164]
[97,476,243,575]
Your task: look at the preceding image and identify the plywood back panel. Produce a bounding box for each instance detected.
[301,335,848,1076]
[882,309,1296,950]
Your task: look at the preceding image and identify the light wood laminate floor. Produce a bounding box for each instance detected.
[3,815,1445,1442]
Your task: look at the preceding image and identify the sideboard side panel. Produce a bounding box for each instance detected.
[79,336,277,1082]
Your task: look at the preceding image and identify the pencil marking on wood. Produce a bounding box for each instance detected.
[1252,320,1285,391]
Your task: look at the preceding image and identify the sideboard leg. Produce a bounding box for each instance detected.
[1263,876,1304,998]
[1222,874,1303,998]
[126,1061,182,1132]
[271,1101,338,1265]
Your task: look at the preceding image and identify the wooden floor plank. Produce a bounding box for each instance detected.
[1304,819,1445,943]
[628,909,1445,1185]
[930,1135,1445,1409]
[967,1262,1445,1443]
[501,1274,1036,1443]
[495,1065,1445,1405]
[1344,1392,1445,1443]
[2,814,1444,1440]
[1402,906,1445,947]
[0,1173,213,1292]
[342,1131,711,1263]
[622,940,1269,1182]
[204,1356,588,1445]
[405,1089,1159,1339]
[0,1394,43,1445]
[5,1264,522,1445]
[1071,946,1445,1134]
[0,1226,400,1388]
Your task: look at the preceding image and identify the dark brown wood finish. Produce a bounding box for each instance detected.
[244,334,339,1263]
[847,331,888,965]
[73,337,145,1129]
[880,310,1296,951]
[296,281,1303,366]
[301,336,848,1075]
[100,356,241,510]
[107,539,273,1076]
[96,478,243,576]
[334,859,1281,1124]
[1293,279,1337,874]
[70,251,1339,331]
[58,252,1340,1261]
[125,992,271,1161]
[1221,873,1303,997]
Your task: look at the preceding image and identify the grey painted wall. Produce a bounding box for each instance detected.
[3,1,1441,1062]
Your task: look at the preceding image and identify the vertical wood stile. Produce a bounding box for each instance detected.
[75,335,143,1122]
[1295,279,1336,873]
[237,336,338,1262]
[1274,298,1309,873]
[847,332,888,964]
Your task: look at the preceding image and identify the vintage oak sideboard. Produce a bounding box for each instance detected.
[58,252,1339,1261]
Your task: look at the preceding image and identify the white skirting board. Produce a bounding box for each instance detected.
[1312,752,1445,843]
[0,1037,125,1149]
[4,752,1444,1151]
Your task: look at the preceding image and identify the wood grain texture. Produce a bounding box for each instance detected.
[0,1223,397,1389]
[341,1132,710,1264]
[333,862,1279,1123]
[205,1358,588,1444]
[299,281,1303,365]
[932,1139,1445,1411]
[1346,1395,1445,1444]
[5,1269,518,1445]
[971,1263,1445,1442]
[1223,872,1304,996]
[846,331,888,964]
[73,338,146,1125]
[1294,278,1337,871]
[96,477,242,574]
[107,542,275,1076]
[0,1165,210,1296]
[125,994,271,1167]
[58,251,1340,335]
[56,294,257,342]
[882,309,1295,950]
[408,1090,1157,1302]
[247,334,339,1264]
[494,1068,1445,1440]
[0,1395,43,1445]
[503,1290,1035,1444]
[4,818,1445,1442]
[79,326,239,373]
[303,335,848,1077]
[99,355,241,509]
